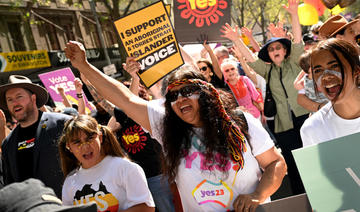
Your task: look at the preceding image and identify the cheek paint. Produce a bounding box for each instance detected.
[316,69,342,87]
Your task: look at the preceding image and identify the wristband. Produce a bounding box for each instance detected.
[76,93,83,98]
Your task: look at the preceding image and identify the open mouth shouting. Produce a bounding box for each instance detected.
[318,73,342,100]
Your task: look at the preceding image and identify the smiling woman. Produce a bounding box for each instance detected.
[301,38,360,146]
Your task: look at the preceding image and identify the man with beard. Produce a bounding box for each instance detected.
[0,75,71,197]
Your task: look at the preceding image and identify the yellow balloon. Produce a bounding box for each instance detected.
[298,3,319,26]
[329,4,345,15]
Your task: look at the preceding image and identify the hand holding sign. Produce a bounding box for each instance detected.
[64,41,87,70]
[233,193,261,212]
[123,57,141,78]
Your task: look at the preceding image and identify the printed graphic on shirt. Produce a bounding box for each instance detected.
[192,179,233,208]
[18,138,35,150]
[73,181,119,212]
[121,124,148,154]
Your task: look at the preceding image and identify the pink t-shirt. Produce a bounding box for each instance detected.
[228,76,262,118]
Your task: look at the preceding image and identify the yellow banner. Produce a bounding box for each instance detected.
[114,1,184,88]
[0,50,51,72]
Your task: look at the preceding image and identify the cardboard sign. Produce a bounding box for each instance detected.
[173,0,232,44]
[293,132,360,212]
[256,194,311,212]
[114,1,184,88]
[0,50,51,72]
[38,68,93,114]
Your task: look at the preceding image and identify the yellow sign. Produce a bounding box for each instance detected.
[0,50,51,72]
[114,1,184,88]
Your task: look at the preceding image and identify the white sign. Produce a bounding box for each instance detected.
[103,64,117,75]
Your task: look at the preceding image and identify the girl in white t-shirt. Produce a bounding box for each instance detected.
[58,115,155,212]
[301,38,360,146]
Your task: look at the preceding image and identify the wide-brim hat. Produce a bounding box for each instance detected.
[0,178,97,212]
[0,75,49,110]
[319,15,359,38]
[258,37,291,63]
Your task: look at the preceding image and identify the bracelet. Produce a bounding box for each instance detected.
[76,93,83,98]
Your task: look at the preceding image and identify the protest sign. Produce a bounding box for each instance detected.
[173,0,232,44]
[293,132,360,212]
[114,1,184,88]
[0,50,51,72]
[255,194,311,212]
[38,67,93,114]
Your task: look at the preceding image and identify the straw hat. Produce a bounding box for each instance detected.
[319,15,358,38]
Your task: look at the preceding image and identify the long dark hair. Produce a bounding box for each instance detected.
[310,38,360,103]
[58,115,126,177]
[161,65,249,183]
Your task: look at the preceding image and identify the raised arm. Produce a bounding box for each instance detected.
[221,23,256,63]
[74,78,86,115]
[202,40,223,80]
[0,109,10,149]
[65,41,151,133]
[57,87,72,108]
[241,27,260,52]
[283,0,301,43]
[80,73,115,117]
[179,44,198,71]
[123,57,141,96]
[231,46,258,85]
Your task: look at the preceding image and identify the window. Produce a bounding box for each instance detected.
[7,22,26,51]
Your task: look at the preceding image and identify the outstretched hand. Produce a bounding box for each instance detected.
[283,0,299,16]
[64,41,87,70]
[123,57,141,78]
[241,27,253,39]
[267,22,287,38]
[220,23,240,42]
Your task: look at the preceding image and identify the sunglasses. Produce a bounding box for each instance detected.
[199,66,208,72]
[356,34,360,46]
[268,44,283,52]
[166,85,200,103]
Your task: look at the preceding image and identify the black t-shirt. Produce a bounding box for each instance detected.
[91,110,111,126]
[114,108,162,178]
[17,111,42,181]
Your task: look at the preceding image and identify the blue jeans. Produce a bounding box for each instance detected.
[147,175,175,212]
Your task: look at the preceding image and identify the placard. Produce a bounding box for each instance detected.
[114,1,184,88]
[38,67,93,114]
[293,132,360,212]
[173,0,232,44]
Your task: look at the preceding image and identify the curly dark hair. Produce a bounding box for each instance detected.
[161,65,249,183]
[310,38,360,103]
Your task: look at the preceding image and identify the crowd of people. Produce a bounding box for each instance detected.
[0,0,360,211]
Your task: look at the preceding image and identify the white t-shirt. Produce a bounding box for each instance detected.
[301,102,360,147]
[147,101,274,211]
[62,156,155,211]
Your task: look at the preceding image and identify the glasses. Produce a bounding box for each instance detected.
[199,66,208,72]
[356,34,360,46]
[166,85,200,103]
[268,44,283,52]
[69,134,97,148]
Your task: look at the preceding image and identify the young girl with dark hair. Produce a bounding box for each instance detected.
[301,38,360,145]
[58,115,155,212]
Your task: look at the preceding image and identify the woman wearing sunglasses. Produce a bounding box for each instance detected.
[301,38,360,146]
[58,115,155,212]
[64,41,286,212]
[221,0,309,195]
